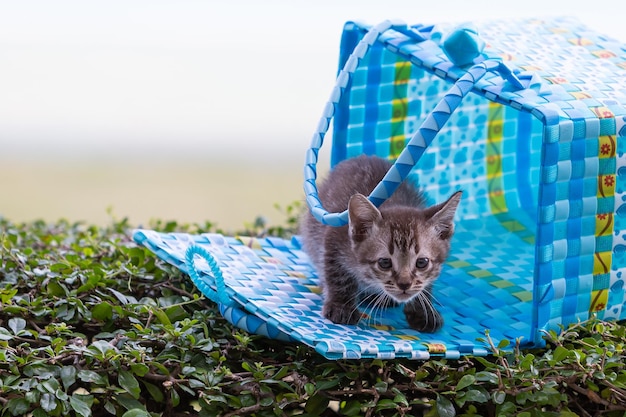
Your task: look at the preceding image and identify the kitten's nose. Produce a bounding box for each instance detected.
[397,282,411,291]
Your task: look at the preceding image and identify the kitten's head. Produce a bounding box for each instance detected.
[347,191,462,303]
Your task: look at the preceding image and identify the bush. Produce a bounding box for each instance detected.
[1,215,625,416]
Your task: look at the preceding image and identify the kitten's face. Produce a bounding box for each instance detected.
[351,211,446,302]
[348,193,461,302]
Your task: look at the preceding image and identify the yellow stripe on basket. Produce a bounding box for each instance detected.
[425,343,446,354]
[389,61,412,158]
[484,102,538,247]
[485,102,536,245]
[598,135,616,159]
[236,236,263,250]
[595,213,613,237]
[486,102,507,214]
[446,254,533,302]
[593,251,612,275]
[590,289,609,313]
[590,129,616,315]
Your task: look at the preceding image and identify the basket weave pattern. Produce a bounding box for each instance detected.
[134,17,626,359]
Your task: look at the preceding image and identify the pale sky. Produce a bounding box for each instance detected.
[2,0,625,161]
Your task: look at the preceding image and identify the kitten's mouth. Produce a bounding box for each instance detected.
[390,290,418,302]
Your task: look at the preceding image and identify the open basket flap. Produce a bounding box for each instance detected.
[133,221,538,360]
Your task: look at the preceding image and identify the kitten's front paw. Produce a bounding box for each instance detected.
[323,302,361,325]
[404,303,443,333]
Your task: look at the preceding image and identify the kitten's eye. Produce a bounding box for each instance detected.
[377,258,392,270]
[416,258,429,269]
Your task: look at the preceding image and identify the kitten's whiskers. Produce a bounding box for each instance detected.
[423,288,443,308]
[347,285,378,324]
[416,291,437,330]
[353,287,391,327]
[367,292,392,327]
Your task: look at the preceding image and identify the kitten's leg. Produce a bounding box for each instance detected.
[403,288,443,332]
[321,259,361,325]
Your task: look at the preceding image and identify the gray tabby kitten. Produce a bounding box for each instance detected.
[300,155,462,332]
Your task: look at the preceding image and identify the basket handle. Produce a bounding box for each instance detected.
[185,245,232,306]
[303,21,524,227]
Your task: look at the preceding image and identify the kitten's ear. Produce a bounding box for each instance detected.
[348,193,382,242]
[426,191,462,240]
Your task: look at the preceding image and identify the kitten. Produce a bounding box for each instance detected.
[300,155,462,332]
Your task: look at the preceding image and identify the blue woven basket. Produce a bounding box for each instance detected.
[134,16,626,360]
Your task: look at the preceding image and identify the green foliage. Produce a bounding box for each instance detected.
[1,213,626,416]
[241,201,303,238]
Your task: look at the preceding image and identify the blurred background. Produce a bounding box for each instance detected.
[1,0,625,231]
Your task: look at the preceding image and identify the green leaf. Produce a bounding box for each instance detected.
[130,363,149,377]
[152,307,171,326]
[316,379,340,391]
[118,370,141,400]
[374,381,388,393]
[496,401,516,416]
[7,398,30,416]
[436,395,456,417]
[169,388,180,408]
[40,393,57,413]
[143,381,165,403]
[91,302,113,321]
[165,305,187,322]
[463,389,490,403]
[121,410,151,417]
[69,394,92,417]
[260,396,273,407]
[88,340,116,358]
[0,288,18,304]
[41,378,60,394]
[8,317,26,335]
[492,390,506,404]
[181,366,196,375]
[456,374,476,391]
[60,366,77,390]
[115,393,146,411]
[0,327,13,341]
[25,390,39,404]
[375,399,398,411]
[55,388,69,402]
[390,387,408,407]
[475,371,499,384]
[519,353,536,372]
[304,393,329,415]
[272,365,290,380]
[497,338,511,349]
[104,401,117,415]
[108,288,129,305]
[78,370,106,385]
[553,346,570,362]
[32,408,48,417]
[46,281,67,297]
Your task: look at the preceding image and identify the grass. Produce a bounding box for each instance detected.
[1,212,626,417]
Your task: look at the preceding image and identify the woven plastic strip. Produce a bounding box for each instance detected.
[185,245,231,306]
[304,22,523,226]
[132,228,535,360]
